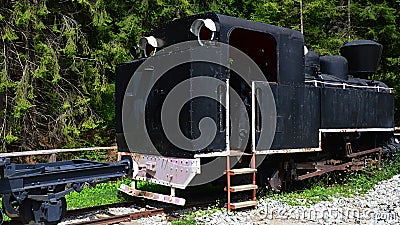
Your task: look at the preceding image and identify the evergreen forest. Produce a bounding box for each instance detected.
[0,0,399,152]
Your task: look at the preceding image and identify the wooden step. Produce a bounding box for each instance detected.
[228,200,258,209]
[227,168,257,175]
[225,184,258,192]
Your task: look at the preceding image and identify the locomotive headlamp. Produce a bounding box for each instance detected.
[139,36,163,57]
[190,18,217,46]
[304,46,309,55]
[130,46,140,59]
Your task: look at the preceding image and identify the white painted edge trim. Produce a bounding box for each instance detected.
[225,78,230,153]
[256,148,322,155]
[194,150,230,158]
[251,81,256,153]
[320,128,394,132]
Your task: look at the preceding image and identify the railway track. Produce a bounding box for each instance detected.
[2,201,161,225]
[3,199,213,225]
[68,208,165,225]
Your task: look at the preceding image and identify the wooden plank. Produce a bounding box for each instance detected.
[230,200,257,209]
[228,168,257,175]
[0,146,117,158]
[225,184,258,192]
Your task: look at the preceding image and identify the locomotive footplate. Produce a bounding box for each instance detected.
[0,157,133,225]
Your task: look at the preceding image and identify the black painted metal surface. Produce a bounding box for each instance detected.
[340,40,383,78]
[115,58,146,153]
[139,12,304,85]
[321,87,394,129]
[320,55,348,80]
[270,84,321,149]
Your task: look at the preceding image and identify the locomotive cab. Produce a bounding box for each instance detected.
[116,12,308,157]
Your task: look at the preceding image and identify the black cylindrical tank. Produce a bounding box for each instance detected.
[305,51,320,77]
[340,40,383,78]
[320,55,348,80]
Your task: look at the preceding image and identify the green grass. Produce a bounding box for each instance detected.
[0,200,10,222]
[171,219,198,225]
[66,179,172,209]
[135,180,169,193]
[66,179,132,209]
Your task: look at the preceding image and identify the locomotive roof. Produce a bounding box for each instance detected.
[144,12,304,46]
[140,12,305,84]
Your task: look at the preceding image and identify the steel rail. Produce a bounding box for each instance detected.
[70,208,165,225]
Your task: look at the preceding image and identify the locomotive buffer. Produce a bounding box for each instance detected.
[0,156,135,225]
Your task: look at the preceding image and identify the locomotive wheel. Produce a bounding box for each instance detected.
[19,199,34,224]
[1,194,20,219]
[0,209,4,225]
[41,197,67,225]
[268,169,284,192]
[19,197,67,225]
[54,197,67,225]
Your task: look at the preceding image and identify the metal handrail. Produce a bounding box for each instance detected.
[305,79,393,93]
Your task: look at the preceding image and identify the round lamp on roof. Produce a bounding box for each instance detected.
[190,19,217,46]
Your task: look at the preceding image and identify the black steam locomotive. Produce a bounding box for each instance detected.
[116,12,396,208]
[0,12,396,224]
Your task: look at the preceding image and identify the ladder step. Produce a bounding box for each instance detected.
[225,184,258,192]
[227,168,257,175]
[229,200,258,209]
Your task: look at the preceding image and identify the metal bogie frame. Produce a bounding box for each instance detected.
[0,158,132,225]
